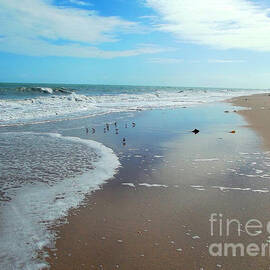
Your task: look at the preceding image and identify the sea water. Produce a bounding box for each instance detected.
[1,83,269,126]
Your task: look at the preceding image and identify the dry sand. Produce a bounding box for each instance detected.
[230,93,270,150]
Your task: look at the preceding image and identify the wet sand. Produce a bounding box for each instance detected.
[46,99,270,270]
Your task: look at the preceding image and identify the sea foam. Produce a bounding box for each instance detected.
[1,88,269,126]
[0,133,120,270]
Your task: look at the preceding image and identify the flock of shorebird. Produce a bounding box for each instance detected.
[85,121,136,145]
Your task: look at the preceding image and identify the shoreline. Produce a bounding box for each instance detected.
[230,93,270,150]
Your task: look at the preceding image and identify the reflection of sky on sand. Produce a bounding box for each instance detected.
[142,103,269,191]
[9,102,268,270]
[160,125,270,191]
[43,102,270,196]
[2,101,268,194]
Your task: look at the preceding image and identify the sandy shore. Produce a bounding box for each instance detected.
[46,97,270,270]
[230,93,270,150]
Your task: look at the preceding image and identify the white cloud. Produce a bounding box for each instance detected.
[68,0,92,6]
[145,0,270,51]
[0,36,165,58]
[0,0,164,58]
[208,59,245,63]
[148,57,183,63]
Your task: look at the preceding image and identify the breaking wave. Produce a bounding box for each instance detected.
[0,86,269,126]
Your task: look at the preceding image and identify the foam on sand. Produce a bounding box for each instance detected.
[138,183,168,188]
[194,158,219,162]
[122,183,136,188]
[212,186,251,192]
[212,186,269,193]
[252,189,269,193]
[0,133,120,270]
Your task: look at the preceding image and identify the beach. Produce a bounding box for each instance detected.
[42,94,270,269]
[1,88,270,269]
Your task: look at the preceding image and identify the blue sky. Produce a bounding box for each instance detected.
[1,0,270,88]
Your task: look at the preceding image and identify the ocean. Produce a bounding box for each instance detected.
[1,83,268,126]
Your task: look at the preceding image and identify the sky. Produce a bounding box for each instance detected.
[1,0,270,88]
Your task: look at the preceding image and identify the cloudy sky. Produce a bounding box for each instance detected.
[1,0,270,88]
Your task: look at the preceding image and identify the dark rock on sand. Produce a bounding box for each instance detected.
[192,129,200,134]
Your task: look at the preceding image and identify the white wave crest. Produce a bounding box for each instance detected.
[0,89,269,125]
